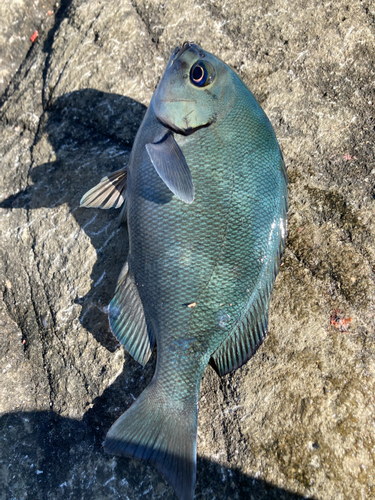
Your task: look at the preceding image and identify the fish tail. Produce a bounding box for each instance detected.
[104,381,198,500]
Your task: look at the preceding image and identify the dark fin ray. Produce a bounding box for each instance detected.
[80,167,127,209]
[211,275,284,377]
[104,382,197,500]
[109,263,154,366]
[146,132,194,204]
[211,297,269,377]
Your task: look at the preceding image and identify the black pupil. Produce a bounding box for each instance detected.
[192,65,204,81]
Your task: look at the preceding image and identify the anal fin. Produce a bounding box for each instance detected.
[109,263,154,366]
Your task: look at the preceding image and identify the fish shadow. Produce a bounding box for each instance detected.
[0,88,147,352]
[0,369,310,500]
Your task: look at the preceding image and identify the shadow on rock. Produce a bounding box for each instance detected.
[0,369,309,500]
[0,89,146,352]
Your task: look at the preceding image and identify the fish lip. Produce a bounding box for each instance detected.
[156,115,212,137]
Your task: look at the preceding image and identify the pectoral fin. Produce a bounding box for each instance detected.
[146,133,194,204]
[80,167,127,209]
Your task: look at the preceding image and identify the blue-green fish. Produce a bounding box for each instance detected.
[81,42,288,500]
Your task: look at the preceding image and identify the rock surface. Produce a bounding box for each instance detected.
[1,0,375,499]
[0,0,57,97]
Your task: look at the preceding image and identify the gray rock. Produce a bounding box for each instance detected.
[1,0,374,499]
[0,0,57,98]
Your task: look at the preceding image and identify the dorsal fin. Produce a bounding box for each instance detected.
[109,263,154,366]
[211,171,288,376]
[210,294,269,376]
[80,167,127,209]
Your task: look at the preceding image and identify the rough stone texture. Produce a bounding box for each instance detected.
[0,0,58,97]
[1,0,375,499]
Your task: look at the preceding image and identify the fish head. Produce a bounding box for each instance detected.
[151,42,235,135]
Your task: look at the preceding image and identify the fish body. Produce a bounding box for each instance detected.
[81,42,288,500]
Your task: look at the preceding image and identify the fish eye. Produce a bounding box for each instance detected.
[190,61,216,87]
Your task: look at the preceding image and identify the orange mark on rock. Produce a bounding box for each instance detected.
[30,30,38,43]
[330,309,353,333]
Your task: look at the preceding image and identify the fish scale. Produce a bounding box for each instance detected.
[80,42,288,500]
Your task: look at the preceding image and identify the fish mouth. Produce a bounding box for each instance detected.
[156,114,212,137]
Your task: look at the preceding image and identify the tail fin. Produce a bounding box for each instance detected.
[104,382,198,500]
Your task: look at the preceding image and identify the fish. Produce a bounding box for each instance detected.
[80,41,288,500]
